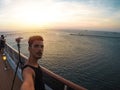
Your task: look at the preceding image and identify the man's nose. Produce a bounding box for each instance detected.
[38,46,44,51]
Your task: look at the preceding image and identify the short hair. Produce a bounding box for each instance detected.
[28,35,44,47]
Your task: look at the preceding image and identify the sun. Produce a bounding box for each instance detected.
[12,1,61,28]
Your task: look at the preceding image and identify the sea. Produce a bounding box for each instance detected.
[1,29,120,90]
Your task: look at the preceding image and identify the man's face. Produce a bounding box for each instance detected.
[29,40,44,59]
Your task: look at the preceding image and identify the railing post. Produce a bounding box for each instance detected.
[64,85,67,90]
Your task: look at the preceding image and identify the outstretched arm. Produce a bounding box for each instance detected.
[20,68,35,90]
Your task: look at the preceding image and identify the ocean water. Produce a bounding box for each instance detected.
[1,30,120,90]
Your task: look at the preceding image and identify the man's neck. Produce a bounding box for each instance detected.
[27,57,39,68]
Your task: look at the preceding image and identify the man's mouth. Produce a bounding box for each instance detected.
[37,52,42,56]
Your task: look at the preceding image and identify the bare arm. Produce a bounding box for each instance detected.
[20,68,35,90]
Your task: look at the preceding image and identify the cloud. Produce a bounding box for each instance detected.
[0,0,120,30]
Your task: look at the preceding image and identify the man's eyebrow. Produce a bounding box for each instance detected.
[34,44,43,46]
[33,44,44,47]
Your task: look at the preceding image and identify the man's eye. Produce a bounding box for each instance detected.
[41,45,44,48]
[33,45,39,48]
[33,45,44,48]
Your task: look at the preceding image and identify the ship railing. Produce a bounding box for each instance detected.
[5,43,87,90]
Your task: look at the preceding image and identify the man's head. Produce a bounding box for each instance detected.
[1,35,4,39]
[28,36,44,59]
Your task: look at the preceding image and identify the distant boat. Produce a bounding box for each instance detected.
[69,32,120,38]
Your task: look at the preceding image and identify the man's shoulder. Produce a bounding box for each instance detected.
[23,65,35,74]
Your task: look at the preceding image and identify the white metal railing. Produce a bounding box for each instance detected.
[5,43,87,90]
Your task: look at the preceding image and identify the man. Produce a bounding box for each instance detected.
[0,35,6,53]
[21,35,45,90]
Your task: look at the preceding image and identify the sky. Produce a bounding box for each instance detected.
[0,0,120,31]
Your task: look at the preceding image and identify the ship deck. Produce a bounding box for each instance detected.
[0,51,22,90]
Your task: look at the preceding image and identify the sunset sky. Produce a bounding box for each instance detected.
[0,0,120,31]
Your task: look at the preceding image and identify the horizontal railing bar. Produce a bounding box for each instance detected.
[5,43,87,90]
[41,66,87,90]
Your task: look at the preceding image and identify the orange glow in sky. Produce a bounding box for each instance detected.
[0,0,120,31]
